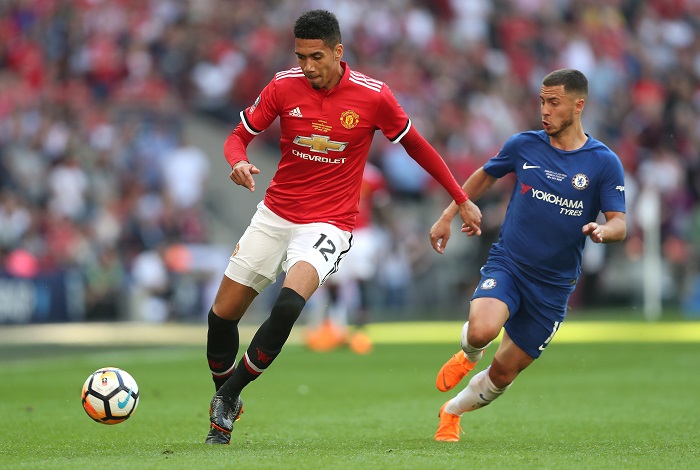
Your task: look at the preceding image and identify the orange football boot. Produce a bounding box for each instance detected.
[436,351,482,392]
[305,319,346,352]
[348,331,373,354]
[434,402,463,442]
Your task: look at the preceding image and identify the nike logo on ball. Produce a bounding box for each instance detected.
[523,163,540,169]
[117,387,133,409]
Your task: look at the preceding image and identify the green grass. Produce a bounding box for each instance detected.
[1,325,699,469]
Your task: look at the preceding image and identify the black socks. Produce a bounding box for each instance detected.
[216,287,306,399]
[206,308,240,391]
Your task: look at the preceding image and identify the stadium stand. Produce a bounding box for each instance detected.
[0,0,698,323]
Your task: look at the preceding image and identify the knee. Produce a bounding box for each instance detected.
[467,305,508,348]
[466,321,499,348]
[270,287,306,327]
[212,300,234,320]
[212,280,257,320]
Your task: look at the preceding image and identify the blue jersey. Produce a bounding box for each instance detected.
[483,130,626,286]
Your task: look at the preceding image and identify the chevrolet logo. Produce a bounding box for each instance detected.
[293,134,348,154]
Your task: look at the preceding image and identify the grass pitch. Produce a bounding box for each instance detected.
[0,321,698,469]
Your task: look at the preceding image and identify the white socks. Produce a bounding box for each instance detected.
[444,321,506,416]
[460,321,491,363]
[445,367,509,416]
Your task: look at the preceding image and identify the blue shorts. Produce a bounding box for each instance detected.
[472,255,576,358]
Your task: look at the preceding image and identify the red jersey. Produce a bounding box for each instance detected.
[227,61,466,232]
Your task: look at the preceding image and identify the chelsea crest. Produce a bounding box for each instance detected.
[572,173,589,190]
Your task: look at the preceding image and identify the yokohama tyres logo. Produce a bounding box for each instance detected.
[529,188,583,210]
[522,184,585,216]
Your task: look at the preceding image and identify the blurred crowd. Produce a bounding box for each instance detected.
[1,0,699,322]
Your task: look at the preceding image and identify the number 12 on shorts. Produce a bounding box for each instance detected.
[313,234,336,261]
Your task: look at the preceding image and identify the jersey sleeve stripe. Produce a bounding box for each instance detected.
[240,110,263,135]
[389,119,411,143]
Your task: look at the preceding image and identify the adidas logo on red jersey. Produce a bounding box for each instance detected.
[289,107,303,117]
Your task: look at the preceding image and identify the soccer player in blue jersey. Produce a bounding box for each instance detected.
[428,69,627,442]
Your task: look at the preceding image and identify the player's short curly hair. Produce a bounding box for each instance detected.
[294,10,341,49]
[543,69,588,98]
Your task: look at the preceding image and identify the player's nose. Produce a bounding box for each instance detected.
[302,61,315,73]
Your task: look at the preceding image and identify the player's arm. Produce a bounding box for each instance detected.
[584,154,627,243]
[224,125,260,192]
[375,85,482,236]
[430,167,497,254]
[582,211,626,244]
[223,79,281,192]
[398,126,482,237]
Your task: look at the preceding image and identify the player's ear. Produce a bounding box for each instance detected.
[334,44,343,61]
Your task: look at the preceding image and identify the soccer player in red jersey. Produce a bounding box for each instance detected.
[204,9,482,445]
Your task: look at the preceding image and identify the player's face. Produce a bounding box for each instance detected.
[295,38,343,91]
[540,85,582,138]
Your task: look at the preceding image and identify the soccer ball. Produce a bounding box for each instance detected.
[81,367,140,425]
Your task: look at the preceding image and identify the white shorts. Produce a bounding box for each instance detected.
[224,202,353,292]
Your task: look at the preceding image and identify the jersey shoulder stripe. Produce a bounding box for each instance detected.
[349,71,383,92]
[275,67,305,80]
[350,70,383,87]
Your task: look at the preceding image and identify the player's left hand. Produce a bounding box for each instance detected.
[582,222,604,243]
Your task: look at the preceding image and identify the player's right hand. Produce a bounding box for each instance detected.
[230,161,260,192]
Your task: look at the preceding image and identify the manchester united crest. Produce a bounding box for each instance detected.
[340,110,359,129]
